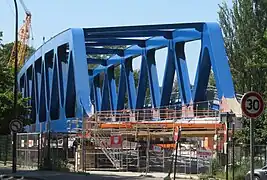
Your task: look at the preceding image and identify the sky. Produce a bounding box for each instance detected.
[0,0,231,85]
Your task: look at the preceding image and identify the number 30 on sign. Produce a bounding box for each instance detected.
[241,91,265,118]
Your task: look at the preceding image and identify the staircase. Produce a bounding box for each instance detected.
[92,130,122,169]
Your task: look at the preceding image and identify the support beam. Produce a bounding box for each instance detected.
[123,58,137,110]
[107,67,118,111]
[173,42,192,105]
[136,56,148,109]
[145,49,161,108]
[117,65,126,110]
[160,41,176,106]
[93,75,102,111]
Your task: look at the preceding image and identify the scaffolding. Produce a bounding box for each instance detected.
[72,101,228,172]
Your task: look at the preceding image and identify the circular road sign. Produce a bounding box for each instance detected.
[241,91,265,118]
[9,119,23,133]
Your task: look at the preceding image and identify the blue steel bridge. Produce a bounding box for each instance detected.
[17,22,242,133]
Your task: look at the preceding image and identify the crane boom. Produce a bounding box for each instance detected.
[9,0,31,67]
[19,0,30,14]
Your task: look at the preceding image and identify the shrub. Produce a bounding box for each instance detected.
[199,158,250,180]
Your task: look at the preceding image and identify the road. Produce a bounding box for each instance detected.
[0,169,194,180]
[0,165,196,180]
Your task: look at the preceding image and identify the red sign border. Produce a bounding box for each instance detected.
[241,91,264,118]
[110,134,122,148]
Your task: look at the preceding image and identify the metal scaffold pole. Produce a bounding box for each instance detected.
[232,122,235,180]
[146,125,150,175]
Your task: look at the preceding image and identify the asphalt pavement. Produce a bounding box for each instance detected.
[0,171,164,180]
[0,166,197,180]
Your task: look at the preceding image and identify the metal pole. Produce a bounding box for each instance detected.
[226,112,229,180]
[12,0,19,173]
[232,122,235,180]
[146,128,150,175]
[173,127,181,180]
[250,118,254,180]
[167,147,174,177]
[173,139,179,180]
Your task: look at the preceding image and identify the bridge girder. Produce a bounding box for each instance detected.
[18,22,237,133]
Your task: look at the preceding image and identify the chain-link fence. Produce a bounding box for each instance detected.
[15,132,70,171]
[17,133,39,169]
[216,144,267,170]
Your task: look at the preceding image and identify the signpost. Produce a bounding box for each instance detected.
[241,91,264,180]
[9,119,23,174]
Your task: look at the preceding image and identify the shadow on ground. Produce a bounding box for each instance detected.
[0,168,161,180]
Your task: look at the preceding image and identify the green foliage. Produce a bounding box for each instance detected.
[0,42,34,67]
[52,159,70,172]
[208,71,216,87]
[200,158,249,180]
[0,31,3,47]
[218,0,267,145]
[0,35,32,135]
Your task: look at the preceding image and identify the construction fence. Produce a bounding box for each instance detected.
[0,133,266,175]
[0,132,214,174]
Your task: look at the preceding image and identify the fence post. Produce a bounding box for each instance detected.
[4,135,8,166]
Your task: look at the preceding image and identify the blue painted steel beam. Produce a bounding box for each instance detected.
[173,42,192,105]
[65,53,76,119]
[17,22,237,133]
[93,75,102,111]
[192,43,211,102]
[85,30,173,39]
[192,23,235,102]
[101,72,110,111]
[85,38,146,47]
[123,58,137,109]
[124,45,143,57]
[136,56,148,109]
[172,29,201,42]
[39,64,47,122]
[160,41,176,106]
[87,58,107,66]
[107,67,117,111]
[83,22,204,35]
[86,47,124,56]
[117,65,126,110]
[144,49,161,108]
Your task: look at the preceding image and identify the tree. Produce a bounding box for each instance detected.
[218,0,267,145]
[1,42,34,67]
[0,37,31,135]
[0,31,3,48]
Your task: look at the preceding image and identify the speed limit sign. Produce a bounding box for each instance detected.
[241,91,265,118]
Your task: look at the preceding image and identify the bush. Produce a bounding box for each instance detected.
[52,159,70,172]
[199,158,250,180]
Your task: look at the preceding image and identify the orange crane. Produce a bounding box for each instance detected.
[9,0,32,67]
